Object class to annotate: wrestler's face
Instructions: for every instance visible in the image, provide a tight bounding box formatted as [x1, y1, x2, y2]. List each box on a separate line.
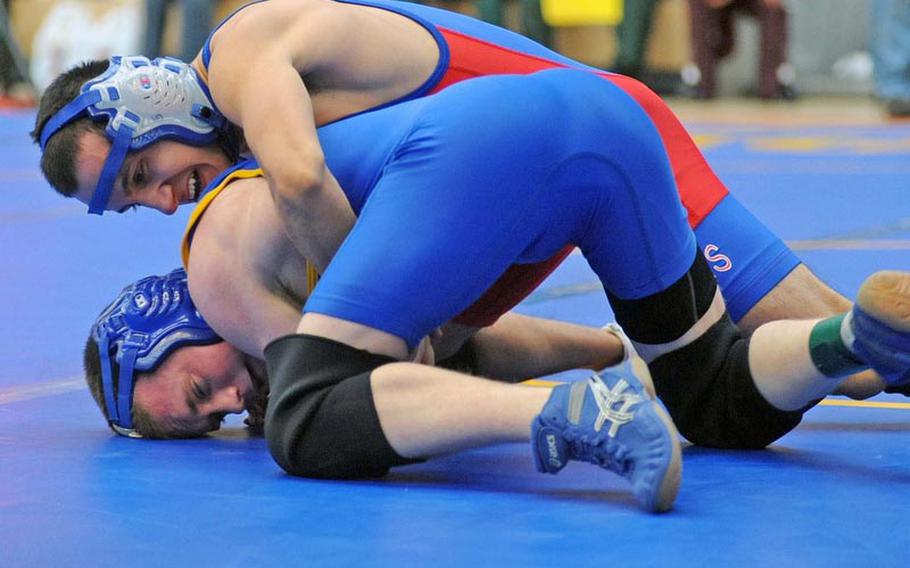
[74, 130, 232, 215]
[132, 342, 269, 437]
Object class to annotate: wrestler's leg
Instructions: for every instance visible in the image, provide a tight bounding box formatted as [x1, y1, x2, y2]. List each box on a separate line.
[371, 362, 551, 456]
[540, 70, 889, 447]
[739, 265, 851, 330]
[738, 264, 884, 399]
[602, 74, 851, 322]
[290, 72, 641, 458]
[739, 264, 886, 399]
[601, 74, 886, 399]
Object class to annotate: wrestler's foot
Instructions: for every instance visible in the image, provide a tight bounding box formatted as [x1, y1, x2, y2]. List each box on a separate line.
[531, 370, 682, 513]
[849, 271, 910, 386]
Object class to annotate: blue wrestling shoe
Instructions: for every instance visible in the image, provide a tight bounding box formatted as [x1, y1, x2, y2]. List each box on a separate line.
[531, 366, 682, 513]
[849, 271, 910, 386]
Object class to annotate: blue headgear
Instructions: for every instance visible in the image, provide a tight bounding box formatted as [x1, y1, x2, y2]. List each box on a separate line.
[39, 55, 226, 215]
[91, 268, 221, 437]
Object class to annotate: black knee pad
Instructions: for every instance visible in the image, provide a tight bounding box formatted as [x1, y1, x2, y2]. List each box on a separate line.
[608, 252, 717, 344]
[650, 318, 807, 449]
[264, 334, 418, 479]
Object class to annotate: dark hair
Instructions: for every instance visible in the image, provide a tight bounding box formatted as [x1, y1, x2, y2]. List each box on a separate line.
[83, 336, 203, 439]
[32, 60, 111, 196]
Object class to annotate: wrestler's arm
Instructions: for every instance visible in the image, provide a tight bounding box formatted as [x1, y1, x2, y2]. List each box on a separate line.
[436, 316, 624, 381]
[205, 5, 354, 274]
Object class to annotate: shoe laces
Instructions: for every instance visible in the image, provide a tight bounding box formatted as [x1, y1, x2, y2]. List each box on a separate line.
[589, 375, 643, 437]
[561, 374, 645, 475]
[563, 432, 632, 476]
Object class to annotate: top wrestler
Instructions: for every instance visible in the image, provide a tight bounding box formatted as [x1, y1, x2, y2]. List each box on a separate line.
[33, 0, 877, 347]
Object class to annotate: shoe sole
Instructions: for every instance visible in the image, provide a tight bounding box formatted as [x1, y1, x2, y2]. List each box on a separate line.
[857, 271, 910, 333]
[647, 402, 683, 513]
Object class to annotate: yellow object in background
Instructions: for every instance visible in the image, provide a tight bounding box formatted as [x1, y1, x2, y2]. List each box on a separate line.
[540, 0, 623, 26]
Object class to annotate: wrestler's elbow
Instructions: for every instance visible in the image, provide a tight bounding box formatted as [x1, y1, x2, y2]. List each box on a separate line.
[268, 155, 327, 209]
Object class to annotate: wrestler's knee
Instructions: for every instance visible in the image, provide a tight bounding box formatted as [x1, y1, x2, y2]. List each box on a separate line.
[264, 334, 412, 479]
[651, 322, 805, 449]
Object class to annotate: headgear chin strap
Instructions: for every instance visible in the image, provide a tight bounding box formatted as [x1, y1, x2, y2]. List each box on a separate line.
[91, 268, 221, 437]
[39, 55, 226, 215]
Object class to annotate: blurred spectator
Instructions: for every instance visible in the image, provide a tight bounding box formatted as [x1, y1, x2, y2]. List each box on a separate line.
[611, 0, 681, 94]
[144, 0, 216, 62]
[871, 0, 910, 117]
[685, 0, 795, 99]
[475, 0, 552, 47]
[0, 0, 35, 107]
[612, 0, 661, 80]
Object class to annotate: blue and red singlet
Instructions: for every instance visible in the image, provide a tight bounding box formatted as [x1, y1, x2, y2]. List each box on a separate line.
[187, 70, 703, 347]
[196, 0, 798, 325]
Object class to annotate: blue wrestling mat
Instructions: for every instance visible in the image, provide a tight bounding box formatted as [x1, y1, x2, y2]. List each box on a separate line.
[2, 103, 909, 566]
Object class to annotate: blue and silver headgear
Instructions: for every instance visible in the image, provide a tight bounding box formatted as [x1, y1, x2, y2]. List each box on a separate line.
[39, 55, 226, 215]
[91, 268, 220, 437]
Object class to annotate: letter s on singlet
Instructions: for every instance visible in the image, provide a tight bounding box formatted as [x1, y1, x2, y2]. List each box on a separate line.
[704, 244, 732, 273]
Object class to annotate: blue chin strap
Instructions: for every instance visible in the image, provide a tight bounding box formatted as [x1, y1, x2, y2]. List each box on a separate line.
[91, 268, 221, 437]
[39, 55, 226, 215]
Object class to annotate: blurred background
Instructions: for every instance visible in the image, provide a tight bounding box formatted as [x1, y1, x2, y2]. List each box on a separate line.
[1, 0, 908, 116]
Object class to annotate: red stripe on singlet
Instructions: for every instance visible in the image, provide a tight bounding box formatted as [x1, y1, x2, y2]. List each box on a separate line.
[433, 28, 730, 326]
[432, 28, 729, 226]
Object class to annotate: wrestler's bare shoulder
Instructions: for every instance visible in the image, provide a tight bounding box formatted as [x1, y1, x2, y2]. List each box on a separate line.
[210, 0, 437, 73]
[187, 177, 311, 355]
[207, 0, 439, 122]
[191, 177, 308, 298]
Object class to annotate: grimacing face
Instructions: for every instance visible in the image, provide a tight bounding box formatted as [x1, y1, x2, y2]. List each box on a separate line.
[132, 342, 269, 436]
[74, 130, 232, 214]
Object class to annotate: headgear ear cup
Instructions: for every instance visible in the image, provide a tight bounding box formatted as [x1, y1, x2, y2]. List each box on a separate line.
[39, 56, 226, 214]
[91, 268, 221, 434]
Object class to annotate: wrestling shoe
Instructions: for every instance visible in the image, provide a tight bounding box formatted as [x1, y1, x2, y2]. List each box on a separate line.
[531, 370, 682, 513]
[848, 271, 910, 386]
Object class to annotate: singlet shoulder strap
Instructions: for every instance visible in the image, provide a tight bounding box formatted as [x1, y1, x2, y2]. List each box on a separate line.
[180, 157, 322, 295]
[181, 158, 264, 268]
[201, 0, 270, 72]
